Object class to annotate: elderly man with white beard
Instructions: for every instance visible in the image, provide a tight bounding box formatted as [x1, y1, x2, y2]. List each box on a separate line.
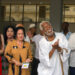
[37, 21, 71, 75]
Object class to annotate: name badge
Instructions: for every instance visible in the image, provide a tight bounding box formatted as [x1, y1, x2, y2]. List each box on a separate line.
[21, 63, 29, 69]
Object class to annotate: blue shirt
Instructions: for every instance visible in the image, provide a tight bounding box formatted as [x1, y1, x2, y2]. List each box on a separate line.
[62, 32, 71, 40]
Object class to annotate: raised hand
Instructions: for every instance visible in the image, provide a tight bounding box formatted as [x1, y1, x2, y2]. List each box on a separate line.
[52, 39, 62, 52]
[52, 39, 59, 50]
[27, 31, 33, 38]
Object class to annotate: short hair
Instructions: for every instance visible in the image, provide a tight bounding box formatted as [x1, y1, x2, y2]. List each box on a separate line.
[15, 27, 26, 38]
[39, 21, 51, 30]
[62, 22, 69, 27]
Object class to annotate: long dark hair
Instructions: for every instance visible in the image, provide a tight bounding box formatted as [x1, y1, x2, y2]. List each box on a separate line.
[4, 25, 15, 45]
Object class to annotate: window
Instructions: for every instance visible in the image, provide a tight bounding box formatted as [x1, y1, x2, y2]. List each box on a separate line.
[63, 5, 75, 23]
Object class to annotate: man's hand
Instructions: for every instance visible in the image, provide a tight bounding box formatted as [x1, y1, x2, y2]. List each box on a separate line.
[27, 31, 33, 38]
[49, 48, 55, 58]
[52, 39, 62, 52]
[52, 40, 59, 49]
[49, 39, 62, 58]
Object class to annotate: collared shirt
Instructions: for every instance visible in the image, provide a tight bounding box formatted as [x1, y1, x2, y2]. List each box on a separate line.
[24, 34, 30, 43]
[62, 32, 71, 40]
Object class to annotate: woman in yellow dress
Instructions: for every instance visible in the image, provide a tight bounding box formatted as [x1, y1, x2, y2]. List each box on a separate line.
[4, 27, 33, 75]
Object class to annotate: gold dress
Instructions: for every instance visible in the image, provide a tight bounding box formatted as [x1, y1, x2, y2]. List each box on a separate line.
[4, 40, 33, 75]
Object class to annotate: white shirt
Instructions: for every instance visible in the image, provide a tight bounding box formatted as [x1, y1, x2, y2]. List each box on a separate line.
[32, 34, 43, 59]
[69, 33, 75, 67]
[24, 34, 30, 43]
[38, 32, 70, 75]
[62, 32, 71, 40]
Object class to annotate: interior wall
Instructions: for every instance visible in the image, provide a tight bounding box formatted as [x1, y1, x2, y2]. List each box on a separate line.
[69, 23, 75, 33]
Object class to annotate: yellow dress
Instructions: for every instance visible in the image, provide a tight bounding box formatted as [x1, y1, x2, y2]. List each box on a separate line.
[4, 40, 33, 75]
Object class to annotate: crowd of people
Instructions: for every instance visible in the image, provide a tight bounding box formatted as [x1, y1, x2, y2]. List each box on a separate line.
[0, 21, 75, 75]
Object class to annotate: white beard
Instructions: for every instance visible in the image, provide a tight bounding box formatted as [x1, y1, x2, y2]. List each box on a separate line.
[45, 30, 54, 36]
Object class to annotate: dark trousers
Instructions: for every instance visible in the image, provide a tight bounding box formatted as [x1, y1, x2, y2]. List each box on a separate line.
[69, 67, 75, 75]
[31, 58, 40, 75]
